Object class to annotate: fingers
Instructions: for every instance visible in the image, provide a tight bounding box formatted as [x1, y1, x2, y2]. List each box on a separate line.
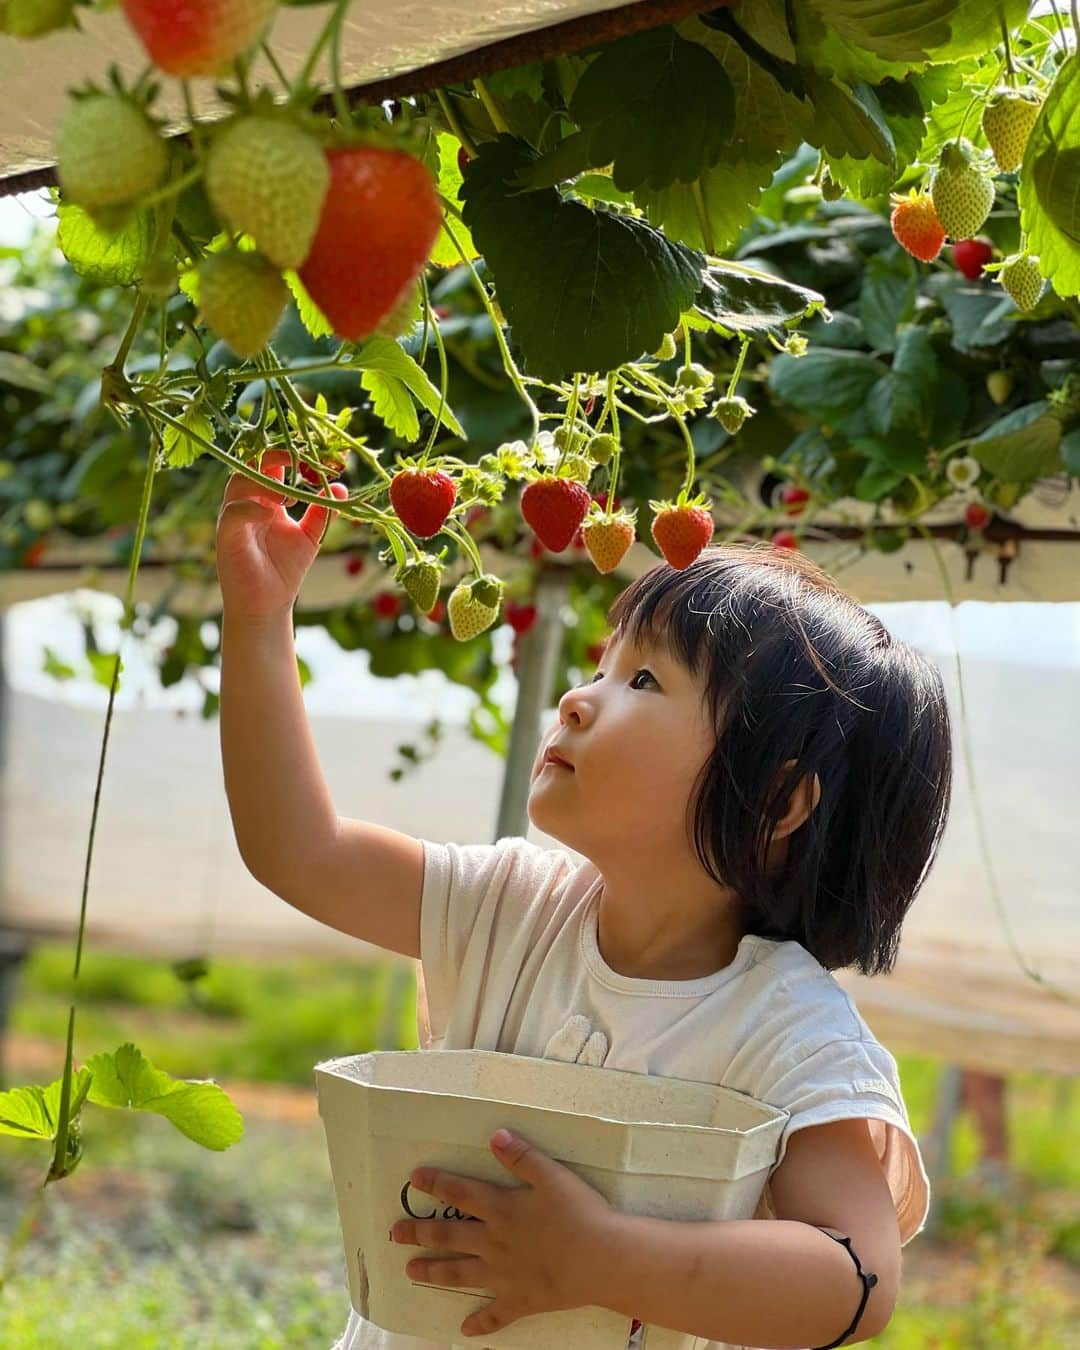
[393, 1216, 486, 1255]
[222, 449, 298, 510]
[299, 480, 349, 548]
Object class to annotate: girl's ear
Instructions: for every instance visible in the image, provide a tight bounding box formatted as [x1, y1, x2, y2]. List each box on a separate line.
[772, 761, 822, 841]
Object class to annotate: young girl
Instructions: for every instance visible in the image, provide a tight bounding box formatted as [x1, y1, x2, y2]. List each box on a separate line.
[216, 453, 952, 1350]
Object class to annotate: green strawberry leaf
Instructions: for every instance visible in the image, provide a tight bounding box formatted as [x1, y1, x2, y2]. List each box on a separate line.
[637, 21, 812, 253]
[859, 251, 918, 351]
[162, 408, 216, 469]
[685, 261, 827, 339]
[461, 135, 706, 381]
[970, 402, 1063, 480]
[56, 200, 162, 287]
[0, 1069, 92, 1140]
[800, 0, 1030, 65]
[824, 79, 926, 199]
[84, 1043, 243, 1151]
[568, 26, 735, 192]
[1019, 53, 1080, 301]
[806, 74, 895, 165]
[769, 349, 889, 419]
[430, 132, 480, 268]
[283, 269, 335, 341]
[357, 336, 465, 442]
[867, 326, 937, 437]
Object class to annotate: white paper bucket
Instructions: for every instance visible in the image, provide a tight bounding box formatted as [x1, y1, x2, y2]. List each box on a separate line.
[315, 1049, 789, 1350]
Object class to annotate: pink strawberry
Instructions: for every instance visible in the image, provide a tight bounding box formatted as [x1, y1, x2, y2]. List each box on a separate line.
[520, 476, 592, 553]
[388, 466, 457, 538]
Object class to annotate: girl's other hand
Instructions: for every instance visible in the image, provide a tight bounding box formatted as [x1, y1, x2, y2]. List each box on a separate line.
[216, 449, 348, 621]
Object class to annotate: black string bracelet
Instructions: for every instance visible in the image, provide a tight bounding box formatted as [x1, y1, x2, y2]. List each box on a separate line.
[808, 1228, 880, 1350]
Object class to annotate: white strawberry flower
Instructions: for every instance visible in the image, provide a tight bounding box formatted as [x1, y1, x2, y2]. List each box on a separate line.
[946, 455, 980, 490]
[534, 430, 559, 466]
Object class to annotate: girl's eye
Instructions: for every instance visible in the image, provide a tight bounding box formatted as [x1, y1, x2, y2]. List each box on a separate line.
[590, 668, 656, 689]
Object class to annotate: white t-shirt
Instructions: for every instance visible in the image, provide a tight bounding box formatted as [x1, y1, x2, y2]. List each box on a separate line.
[333, 836, 930, 1350]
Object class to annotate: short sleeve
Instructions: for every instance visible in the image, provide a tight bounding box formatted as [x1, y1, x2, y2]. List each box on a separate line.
[761, 1036, 930, 1246]
[415, 835, 576, 1051]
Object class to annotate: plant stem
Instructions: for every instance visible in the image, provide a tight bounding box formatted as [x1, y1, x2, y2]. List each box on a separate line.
[135, 163, 204, 212]
[473, 77, 510, 134]
[288, 0, 351, 109]
[110, 292, 152, 373]
[726, 337, 751, 398]
[434, 89, 479, 159]
[328, 0, 352, 126]
[259, 40, 293, 97]
[420, 279, 450, 466]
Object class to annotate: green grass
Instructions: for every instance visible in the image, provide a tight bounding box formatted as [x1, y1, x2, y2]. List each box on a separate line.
[6, 943, 421, 1085]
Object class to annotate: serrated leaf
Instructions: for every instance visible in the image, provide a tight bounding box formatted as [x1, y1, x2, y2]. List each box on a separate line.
[568, 26, 734, 191]
[84, 1043, 243, 1151]
[932, 278, 1016, 352]
[357, 336, 465, 442]
[825, 80, 925, 199]
[805, 73, 895, 165]
[970, 402, 1063, 480]
[163, 409, 215, 469]
[770, 349, 888, 418]
[801, 0, 1029, 65]
[284, 269, 335, 340]
[1019, 53, 1080, 301]
[686, 261, 827, 338]
[430, 132, 480, 268]
[859, 251, 918, 350]
[461, 135, 706, 381]
[867, 326, 937, 436]
[56, 200, 161, 286]
[0, 1069, 92, 1140]
[638, 20, 812, 253]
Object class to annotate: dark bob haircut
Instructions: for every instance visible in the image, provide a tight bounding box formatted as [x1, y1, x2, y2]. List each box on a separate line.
[605, 542, 953, 976]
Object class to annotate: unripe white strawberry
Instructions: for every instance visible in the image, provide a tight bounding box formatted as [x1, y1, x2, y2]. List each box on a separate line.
[931, 139, 995, 241]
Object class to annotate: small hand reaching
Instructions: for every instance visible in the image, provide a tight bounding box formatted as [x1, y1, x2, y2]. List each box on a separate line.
[216, 449, 349, 621]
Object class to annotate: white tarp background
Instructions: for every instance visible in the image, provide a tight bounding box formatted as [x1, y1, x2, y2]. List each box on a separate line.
[1, 589, 1077, 1076]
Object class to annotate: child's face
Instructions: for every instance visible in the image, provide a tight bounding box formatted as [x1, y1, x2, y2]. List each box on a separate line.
[527, 625, 715, 866]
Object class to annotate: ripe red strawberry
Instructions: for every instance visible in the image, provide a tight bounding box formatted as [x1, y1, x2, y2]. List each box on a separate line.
[772, 530, 799, 550]
[889, 192, 946, 262]
[388, 466, 457, 538]
[426, 599, 446, 623]
[121, 0, 276, 78]
[20, 539, 47, 567]
[372, 591, 403, 619]
[951, 238, 993, 281]
[344, 552, 365, 576]
[505, 600, 538, 635]
[649, 499, 714, 570]
[780, 485, 811, 517]
[964, 502, 991, 531]
[520, 477, 592, 553]
[298, 145, 442, 342]
[931, 139, 995, 241]
[586, 642, 607, 665]
[981, 89, 1042, 173]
